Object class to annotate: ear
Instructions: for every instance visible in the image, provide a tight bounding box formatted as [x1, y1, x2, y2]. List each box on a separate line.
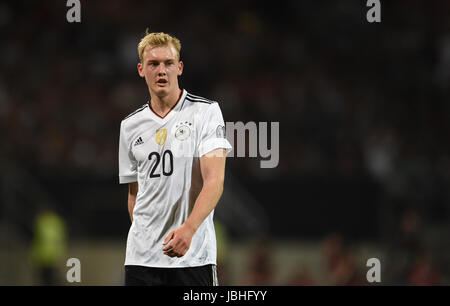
[137, 62, 145, 78]
[177, 61, 184, 76]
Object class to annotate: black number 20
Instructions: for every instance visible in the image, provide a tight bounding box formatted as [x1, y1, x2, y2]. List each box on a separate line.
[148, 150, 173, 178]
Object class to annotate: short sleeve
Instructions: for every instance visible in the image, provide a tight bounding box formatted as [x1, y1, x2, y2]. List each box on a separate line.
[197, 103, 232, 157]
[118, 121, 138, 184]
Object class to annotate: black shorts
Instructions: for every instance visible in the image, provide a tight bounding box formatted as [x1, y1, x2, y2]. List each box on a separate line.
[124, 264, 218, 286]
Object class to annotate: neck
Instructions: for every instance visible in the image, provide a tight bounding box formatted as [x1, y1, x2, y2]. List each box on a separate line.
[150, 88, 182, 117]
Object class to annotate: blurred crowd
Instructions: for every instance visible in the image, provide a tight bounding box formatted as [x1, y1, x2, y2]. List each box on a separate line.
[229, 215, 446, 286]
[1, 1, 450, 285]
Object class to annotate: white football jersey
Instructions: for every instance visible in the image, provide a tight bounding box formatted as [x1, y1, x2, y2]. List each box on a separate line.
[118, 89, 232, 268]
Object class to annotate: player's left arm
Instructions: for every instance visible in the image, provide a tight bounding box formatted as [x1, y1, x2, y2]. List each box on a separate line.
[162, 148, 226, 258]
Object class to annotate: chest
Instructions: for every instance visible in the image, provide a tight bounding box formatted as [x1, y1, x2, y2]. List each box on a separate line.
[131, 116, 200, 162]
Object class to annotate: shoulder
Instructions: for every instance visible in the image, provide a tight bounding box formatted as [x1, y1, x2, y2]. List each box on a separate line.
[184, 92, 217, 106]
[183, 92, 223, 115]
[121, 103, 148, 123]
[120, 103, 149, 139]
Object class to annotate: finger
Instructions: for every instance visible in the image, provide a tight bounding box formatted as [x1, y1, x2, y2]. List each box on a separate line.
[164, 250, 177, 257]
[164, 245, 183, 257]
[164, 247, 185, 258]
[162, 243, 174, 252]
[163, 238, 178, 252]
[163, 231, 174, 245]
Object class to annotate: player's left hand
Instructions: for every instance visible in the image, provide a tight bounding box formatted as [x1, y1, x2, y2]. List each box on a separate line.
[162, 224, 195, 258]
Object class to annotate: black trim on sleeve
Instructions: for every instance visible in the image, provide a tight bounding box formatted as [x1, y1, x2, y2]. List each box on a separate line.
[123, 104, 149, 120]
[186, 93, 214, 104]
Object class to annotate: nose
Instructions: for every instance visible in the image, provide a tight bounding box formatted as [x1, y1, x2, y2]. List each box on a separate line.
[157, 63, 167, 76]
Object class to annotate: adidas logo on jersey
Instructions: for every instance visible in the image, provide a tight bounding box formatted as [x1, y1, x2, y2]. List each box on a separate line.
[134, 137, 144, 146]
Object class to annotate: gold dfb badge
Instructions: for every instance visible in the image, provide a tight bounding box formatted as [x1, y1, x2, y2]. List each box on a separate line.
[155, 129, 167, 146]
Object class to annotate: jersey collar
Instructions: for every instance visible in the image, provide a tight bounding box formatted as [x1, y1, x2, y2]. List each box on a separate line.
[146, 89, 187, 124]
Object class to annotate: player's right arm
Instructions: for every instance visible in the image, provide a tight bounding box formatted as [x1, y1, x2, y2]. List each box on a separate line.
[119, 120, 138, 221]
[128, 182, 138, 222]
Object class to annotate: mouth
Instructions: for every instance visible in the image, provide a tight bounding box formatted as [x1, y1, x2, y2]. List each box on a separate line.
[156, 79, 168, 86]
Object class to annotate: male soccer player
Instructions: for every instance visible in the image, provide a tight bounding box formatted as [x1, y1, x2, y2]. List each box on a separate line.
[118, 30, 231, 286]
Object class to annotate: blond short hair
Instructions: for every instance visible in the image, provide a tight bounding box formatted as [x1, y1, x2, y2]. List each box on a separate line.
[137, 29, 181, 62]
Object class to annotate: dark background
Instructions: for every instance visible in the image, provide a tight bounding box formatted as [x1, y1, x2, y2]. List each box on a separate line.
[1, 0, 449, 285]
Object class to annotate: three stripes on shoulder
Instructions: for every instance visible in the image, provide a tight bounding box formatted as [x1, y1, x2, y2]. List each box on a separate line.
[185, 93, 214, 104]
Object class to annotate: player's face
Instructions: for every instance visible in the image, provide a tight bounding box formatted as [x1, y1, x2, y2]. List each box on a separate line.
[138, 44, 183, 98]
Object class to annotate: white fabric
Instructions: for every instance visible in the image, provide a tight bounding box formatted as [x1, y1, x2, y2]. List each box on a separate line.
[118, 89, 231, 267]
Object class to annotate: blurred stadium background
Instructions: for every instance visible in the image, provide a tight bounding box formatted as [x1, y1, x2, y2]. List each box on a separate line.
[1, 0, 450, 285]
